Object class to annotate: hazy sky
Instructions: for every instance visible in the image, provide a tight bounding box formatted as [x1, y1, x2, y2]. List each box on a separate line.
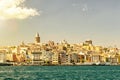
[0, 0, 120, 47]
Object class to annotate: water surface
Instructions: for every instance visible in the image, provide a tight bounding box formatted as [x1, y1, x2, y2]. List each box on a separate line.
[0, 66, 120, 80]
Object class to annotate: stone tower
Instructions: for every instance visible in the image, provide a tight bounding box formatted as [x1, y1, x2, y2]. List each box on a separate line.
[35, 32, 40, 43]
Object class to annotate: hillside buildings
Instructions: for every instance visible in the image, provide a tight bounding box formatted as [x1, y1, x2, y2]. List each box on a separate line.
[0, 33, 120, 66]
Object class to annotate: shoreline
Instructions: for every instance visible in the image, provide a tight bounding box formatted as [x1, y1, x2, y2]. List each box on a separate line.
[12, 64, 120, 66]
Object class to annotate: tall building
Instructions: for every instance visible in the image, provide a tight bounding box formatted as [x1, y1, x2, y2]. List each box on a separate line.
[35, 33, 40, 43]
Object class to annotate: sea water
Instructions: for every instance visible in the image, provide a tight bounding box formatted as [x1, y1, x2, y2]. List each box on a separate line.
[0, 66, 120, 80]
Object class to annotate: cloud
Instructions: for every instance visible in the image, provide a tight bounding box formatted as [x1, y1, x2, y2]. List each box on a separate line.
[72, 3, 88, 12]
[82, 4, 88, 12]
[0, 0, 39, 20]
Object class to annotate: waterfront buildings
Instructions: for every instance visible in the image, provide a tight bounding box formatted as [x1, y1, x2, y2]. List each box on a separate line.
[31, 52, 43, 65]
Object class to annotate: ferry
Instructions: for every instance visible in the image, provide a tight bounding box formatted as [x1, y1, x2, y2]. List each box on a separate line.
[92, 62, 106, 66]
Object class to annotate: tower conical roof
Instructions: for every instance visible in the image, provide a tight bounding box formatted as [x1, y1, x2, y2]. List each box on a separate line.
[36, 32, 39, 37]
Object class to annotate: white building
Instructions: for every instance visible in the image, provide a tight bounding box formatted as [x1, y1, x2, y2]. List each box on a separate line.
[52, 53, 59, 64]
[0, 52, 6, 63]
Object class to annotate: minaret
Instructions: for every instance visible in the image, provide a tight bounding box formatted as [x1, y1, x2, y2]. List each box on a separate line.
[35, 32, 40, 43]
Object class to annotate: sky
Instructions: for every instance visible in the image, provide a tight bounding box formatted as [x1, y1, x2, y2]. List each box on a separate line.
[0, 0, 120, 47]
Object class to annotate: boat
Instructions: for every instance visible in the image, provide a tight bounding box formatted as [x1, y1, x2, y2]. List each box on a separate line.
[92, 62, 106, 66]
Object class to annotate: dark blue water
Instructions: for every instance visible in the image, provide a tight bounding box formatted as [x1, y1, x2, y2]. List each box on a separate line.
[0, 66, 120, 80]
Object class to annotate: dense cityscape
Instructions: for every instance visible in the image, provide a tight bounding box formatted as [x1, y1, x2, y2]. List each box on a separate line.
[0, 33, 120, 66]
